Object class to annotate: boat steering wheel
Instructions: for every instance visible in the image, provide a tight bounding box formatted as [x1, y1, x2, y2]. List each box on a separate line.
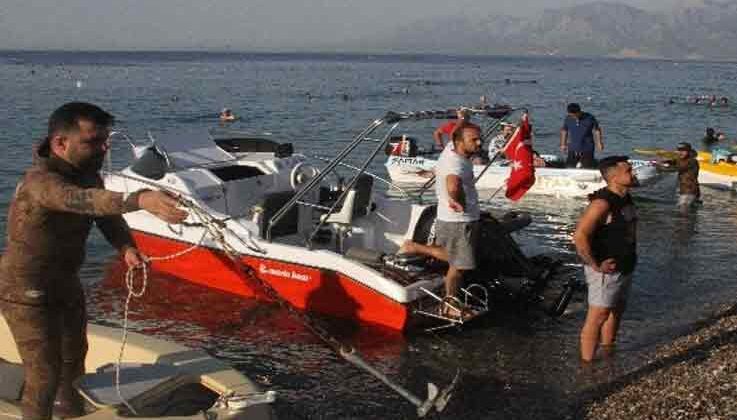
[290, 162, 319, 190]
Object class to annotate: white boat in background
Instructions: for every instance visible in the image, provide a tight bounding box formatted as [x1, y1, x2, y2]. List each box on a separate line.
[102, 107, 578, 333]
[386, 153, 660, 198]
[0, 315, 275, 420]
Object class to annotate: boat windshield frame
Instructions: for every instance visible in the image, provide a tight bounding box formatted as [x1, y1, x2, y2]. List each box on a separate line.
[265, 105, 519, 245]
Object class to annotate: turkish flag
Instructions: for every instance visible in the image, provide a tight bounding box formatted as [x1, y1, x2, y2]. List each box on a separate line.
[503, 113, 535, 201]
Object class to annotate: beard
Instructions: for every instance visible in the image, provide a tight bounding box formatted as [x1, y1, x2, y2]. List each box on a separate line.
[79, 153, 106, 173]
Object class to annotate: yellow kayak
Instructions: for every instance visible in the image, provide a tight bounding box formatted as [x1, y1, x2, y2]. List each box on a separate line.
[697, 151, 737, 189]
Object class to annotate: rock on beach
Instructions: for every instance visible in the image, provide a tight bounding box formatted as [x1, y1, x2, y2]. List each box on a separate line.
[581, 303, 737, 420]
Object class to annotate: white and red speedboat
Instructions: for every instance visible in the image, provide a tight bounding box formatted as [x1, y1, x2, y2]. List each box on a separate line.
[105, 108, 575, 332]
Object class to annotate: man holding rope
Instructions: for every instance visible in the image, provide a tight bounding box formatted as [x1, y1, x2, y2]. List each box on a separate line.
[0, 102, 187, 420]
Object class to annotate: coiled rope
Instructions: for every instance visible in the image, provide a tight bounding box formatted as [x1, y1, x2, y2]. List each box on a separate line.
[115, 226, 208, 414]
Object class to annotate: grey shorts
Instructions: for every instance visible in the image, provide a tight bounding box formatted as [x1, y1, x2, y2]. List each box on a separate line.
[435, 220, 479, 270]
[584, 265, 633, 308]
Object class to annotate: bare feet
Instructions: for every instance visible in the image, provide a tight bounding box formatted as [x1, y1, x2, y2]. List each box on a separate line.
[439, 296, 472, 321]
[398, 240, 416, 255]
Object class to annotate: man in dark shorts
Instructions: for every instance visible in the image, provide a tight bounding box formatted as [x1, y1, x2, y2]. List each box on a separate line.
[0, 102, 188, 420]
[560, 103, 604, 168]
[573, 156, 637, 362]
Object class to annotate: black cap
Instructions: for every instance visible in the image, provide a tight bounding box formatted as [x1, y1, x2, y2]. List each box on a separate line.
[676, 142, 693, 151]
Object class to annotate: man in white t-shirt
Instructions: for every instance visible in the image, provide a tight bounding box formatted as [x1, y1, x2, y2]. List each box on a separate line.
[399, 123, 482, 316]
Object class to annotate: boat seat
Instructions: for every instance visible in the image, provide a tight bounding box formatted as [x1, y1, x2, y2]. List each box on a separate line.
[252, 190, 299, 239]
[321, 174, 373, 226]
[75, 363, 183, 409]
[0, 360, 24, 401]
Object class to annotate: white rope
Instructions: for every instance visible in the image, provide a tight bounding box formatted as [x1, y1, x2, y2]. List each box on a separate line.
[114, 227, 207, 415]
[113, 192, 266, 414]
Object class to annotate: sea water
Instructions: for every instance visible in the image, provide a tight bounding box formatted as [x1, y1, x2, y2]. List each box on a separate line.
[1, 51, 736, 419]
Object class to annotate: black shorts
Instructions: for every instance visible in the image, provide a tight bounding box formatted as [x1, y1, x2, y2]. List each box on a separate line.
[566, 150, 595, 168]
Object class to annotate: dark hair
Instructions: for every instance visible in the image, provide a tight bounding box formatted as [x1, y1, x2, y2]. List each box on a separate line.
[47, 102, 114, 138]
[676, 142, 693, 151]
[598, 155, 629, 179]
[567, 103, 581, 114]
[706, 127, 715, 135]
[451, 122, 481, 143]
[37, 102, 113, 157]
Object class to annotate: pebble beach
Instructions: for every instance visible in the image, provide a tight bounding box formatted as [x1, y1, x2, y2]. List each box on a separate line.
[578, 302, 737, 420]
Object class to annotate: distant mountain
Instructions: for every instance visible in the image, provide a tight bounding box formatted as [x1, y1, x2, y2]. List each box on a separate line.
[355, 1, 737, 60]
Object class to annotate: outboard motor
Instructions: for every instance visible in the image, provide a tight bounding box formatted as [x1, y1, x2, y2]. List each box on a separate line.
[385, 135, 419, 157]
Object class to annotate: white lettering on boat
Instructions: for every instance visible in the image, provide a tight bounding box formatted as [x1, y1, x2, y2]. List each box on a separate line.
[389, 157, 425, 166]
[259, 263, 311, 282]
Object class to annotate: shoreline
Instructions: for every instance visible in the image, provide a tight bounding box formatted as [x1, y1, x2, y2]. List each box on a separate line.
[576, 302, 737, 419]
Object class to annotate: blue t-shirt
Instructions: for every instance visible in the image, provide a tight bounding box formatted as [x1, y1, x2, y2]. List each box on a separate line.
[562, 112, 599, 153]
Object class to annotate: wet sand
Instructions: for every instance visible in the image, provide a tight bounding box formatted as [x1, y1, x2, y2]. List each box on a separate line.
[576, 302, 737, 419]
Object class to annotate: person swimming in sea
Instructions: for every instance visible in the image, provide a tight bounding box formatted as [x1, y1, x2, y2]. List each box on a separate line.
[219, 108, 237, 122]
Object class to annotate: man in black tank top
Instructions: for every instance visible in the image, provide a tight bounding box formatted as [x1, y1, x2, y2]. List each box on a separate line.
[573, 156, 638, 363]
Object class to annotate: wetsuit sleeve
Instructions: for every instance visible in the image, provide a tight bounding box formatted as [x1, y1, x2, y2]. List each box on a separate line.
[96, 215, 135, 252]
[24, 170, 141, 216]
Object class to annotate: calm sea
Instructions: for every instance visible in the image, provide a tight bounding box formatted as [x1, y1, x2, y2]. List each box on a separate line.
[1, 51, 736, 419]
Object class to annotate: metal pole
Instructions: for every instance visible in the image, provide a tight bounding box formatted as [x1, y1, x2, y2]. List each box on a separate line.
[266, 119, 384, 241]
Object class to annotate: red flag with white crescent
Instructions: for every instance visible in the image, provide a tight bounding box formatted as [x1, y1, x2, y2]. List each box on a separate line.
[503, 113, 535, 201]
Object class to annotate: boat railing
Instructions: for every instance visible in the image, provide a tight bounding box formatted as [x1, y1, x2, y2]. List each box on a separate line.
[308, 154, 411, 199]
[413, 107, 526, 202]
[265, 105, 516, 245]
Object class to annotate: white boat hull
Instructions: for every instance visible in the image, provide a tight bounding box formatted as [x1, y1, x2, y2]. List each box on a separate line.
[385, 156, 660, 198]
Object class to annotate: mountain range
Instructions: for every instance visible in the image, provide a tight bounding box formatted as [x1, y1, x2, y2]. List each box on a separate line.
[351, 0, 737, 60]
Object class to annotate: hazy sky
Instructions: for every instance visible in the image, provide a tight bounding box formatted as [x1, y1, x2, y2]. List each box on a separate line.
[1, 0, 687, 51]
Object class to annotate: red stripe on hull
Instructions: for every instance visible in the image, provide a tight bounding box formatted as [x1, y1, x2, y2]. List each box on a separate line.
[130, 231, 409, 330]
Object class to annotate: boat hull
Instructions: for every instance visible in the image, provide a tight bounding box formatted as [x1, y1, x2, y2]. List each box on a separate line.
[0, 315, 274, 420]
[130, 231, 411, 331]
[386, 157, 659, 198]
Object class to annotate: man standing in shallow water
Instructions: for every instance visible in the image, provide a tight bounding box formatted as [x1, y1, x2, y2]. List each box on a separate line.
[0, 102, 188, 420]
[560, 103, 604, 168]
[574, 156, 638, 362]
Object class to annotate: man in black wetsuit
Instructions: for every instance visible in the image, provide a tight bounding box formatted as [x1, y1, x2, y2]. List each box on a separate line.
[573, 156, 638, 363]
